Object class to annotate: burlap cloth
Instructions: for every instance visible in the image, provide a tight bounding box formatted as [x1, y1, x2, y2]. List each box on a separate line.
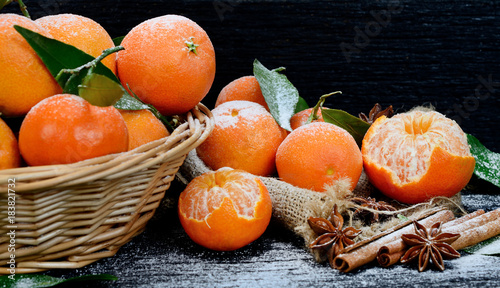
[177, 150, 464, 263]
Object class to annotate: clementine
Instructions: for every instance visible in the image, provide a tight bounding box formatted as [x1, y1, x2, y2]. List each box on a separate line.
[178, 167, 272, 251]
[290, 107, 326, 130]
[276, 122, 363, 192]
[0, 13, 62, 117]
[215, 76, 269, 110]
[119, 109, 170, 151]
[362, 109, 475, 204]
[117, 14, 216, 116]
[0, 117, 20, 170]
[35, 13, 117, 74]
[196, 100, 287, 176]
[19, 94, 128, 166]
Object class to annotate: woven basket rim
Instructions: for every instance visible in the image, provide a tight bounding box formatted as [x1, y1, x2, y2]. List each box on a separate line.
[0, 103, 214, 193]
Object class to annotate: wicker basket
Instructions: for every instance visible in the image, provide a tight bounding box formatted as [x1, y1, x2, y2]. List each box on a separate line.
[0, 103, 214, 274]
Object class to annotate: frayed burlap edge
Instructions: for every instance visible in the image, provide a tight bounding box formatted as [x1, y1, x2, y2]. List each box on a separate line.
[178, 150, 465, 264]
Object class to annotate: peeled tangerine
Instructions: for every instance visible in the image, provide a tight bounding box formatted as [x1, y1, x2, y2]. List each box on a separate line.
[178, 168, 272, 251]
[362, 109, 475, 204]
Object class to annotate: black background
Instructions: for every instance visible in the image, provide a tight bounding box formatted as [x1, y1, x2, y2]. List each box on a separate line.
[2, 1, 500, 287]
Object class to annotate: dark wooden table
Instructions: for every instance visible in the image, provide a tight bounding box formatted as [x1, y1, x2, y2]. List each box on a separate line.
[3, 1, 500, 287]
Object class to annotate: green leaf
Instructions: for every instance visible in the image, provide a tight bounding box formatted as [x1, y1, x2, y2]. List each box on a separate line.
[0, 273, 117, 288]
[113, 36, 125, 46]
[14, 25, 119, 95]
[464, 235, 500, 256]
[253, 59, 299, 131]
[294, 96, 309, 114]
[467, 134, 500, 188]
[114, 93, 150, 111]
[78, 73, 124, 107]
[321, 108, 370, 146]
[0, 0, 12, 10]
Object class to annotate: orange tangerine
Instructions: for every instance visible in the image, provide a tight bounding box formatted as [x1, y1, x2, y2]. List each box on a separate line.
[0, 13, 62, 117]
[196, 100, 287, 176]
[215, 76, 269, 111]
[178, 168, 272, 251]
[19, 94, 128, 166]
[276, 122, 363, 192]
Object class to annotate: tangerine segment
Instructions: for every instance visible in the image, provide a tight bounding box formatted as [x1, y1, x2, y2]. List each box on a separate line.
[362, 110, 475, 204]
[178, 168, 272, 251]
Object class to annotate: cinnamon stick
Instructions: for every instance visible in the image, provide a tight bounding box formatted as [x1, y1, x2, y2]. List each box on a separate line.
[444, 208, 498, 235]
[451, 208, 500, 250]
[377, 209, 486, 267]
[441, 209, 485, 229]
[333, 209, 455, 272]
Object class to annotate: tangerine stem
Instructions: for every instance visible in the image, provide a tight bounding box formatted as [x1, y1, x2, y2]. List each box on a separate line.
[306, 91, 342, 125]
[15, 0, 30, 19]
[55, 46, 124, 82]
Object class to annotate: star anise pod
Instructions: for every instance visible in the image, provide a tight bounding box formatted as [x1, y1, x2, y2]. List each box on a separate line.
[359, 103, 394, 124]
[308, 205, 361, 268]
[350, 196, 397, 224]
[400, 221, 461, 272]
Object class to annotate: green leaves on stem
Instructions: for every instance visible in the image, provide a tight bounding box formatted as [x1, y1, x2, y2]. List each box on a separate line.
[14, 25, 176, 128]
[322, 109, 370, 147]
[252, 59, 370, 144]
[0, 0, 30, 18]
[14, 25, 121, 97]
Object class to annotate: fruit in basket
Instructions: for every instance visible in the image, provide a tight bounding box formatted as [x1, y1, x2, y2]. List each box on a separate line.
[0, 13, 62, 117]
[178, 167, 272, 251]
[119, 109, 169, 150]
[289, 107, 326, 130]
[35, 13, 117, 74]
[0, 117, 20, 170]
[276, 122, 363, 192]
[117, 14, 216, 116]
[215, 76, 269, 111]
[196, 100, 287, 176]
[362, 109, 475, 204]
[18, 94, 128, 166]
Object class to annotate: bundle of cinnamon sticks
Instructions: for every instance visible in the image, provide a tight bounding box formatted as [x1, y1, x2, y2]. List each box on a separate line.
[332, 207, 500, 272]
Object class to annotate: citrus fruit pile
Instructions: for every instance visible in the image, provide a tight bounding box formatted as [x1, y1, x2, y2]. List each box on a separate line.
[0, 12, 214, 167]
[1, 8, 477, 254]
[193, 70, 475, 250]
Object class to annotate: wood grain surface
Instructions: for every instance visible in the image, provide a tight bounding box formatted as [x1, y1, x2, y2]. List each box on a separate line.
[2, 1, 500, 287]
